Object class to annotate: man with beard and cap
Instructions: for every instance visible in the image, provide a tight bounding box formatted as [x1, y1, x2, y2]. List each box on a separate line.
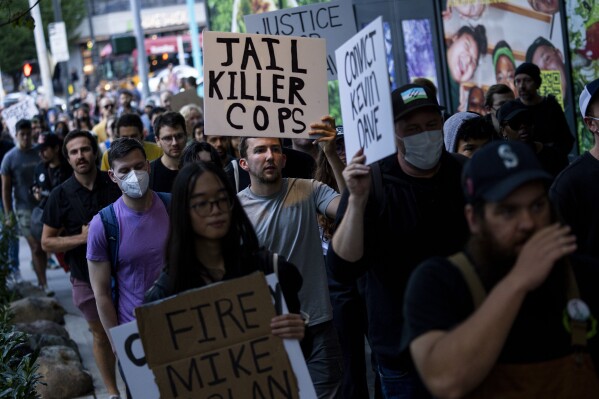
[402, 140, 599, 398]
[41, 130, 122, 398]
[328, 84, 469, 398]
[514, 62, 574, 156]
[497, 100, 568, 177]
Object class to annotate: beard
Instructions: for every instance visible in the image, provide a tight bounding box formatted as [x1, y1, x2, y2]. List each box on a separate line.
[249, 162, 281, 184]
[467, 224, 529, 288]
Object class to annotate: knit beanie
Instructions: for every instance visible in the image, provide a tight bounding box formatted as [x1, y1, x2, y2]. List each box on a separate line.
[443, 112, 480, 152]
[514, 62, 542, 86]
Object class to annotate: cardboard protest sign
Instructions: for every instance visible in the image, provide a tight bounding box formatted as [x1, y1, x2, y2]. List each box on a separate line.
[244, 0, 357, 81]
[135, 272, 300, 399]
[203, 30, 328, 139]
[335, 16, 396, 165]
[170, 89, 204, 112]
[1, 96, 38, 138]
[113, 272, 316, 399]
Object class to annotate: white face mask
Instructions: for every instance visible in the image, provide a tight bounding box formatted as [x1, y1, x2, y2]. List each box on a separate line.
[401, 129, 444, 170]
[113, 169, 149, 198]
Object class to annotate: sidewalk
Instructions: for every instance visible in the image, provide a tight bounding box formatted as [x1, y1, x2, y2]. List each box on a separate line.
[17, 237, 126, 399]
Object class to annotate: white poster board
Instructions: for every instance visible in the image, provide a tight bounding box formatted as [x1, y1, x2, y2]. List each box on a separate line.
[335, 16, 396, 165]
[110, 322, 160, 399]
[244, 0, 357, 81]
[48, 22, 70, 63]
[1, 96, 38, 138]
[203, 30, 328, 139]
[111, 273, 316, 399]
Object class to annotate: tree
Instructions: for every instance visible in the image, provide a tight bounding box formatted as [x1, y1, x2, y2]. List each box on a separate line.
[0, 0, 86, 85]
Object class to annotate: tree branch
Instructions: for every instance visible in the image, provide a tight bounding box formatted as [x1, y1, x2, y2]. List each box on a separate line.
[0, 0, 42, 29]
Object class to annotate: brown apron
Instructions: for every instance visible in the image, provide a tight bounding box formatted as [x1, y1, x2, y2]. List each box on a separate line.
[449, 252, 599, 399]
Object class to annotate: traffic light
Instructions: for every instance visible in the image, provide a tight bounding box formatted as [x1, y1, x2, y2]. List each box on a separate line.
[23, 62, 32, 77]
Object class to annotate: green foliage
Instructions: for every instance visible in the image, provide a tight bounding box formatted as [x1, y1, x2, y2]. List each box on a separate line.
[0, 0, 86, 76]
[207, 0, 234, 32]
[0, 212, 42, 399]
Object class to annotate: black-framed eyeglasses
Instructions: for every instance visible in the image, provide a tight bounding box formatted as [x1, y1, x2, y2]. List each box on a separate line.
[190, 196, 232, 216]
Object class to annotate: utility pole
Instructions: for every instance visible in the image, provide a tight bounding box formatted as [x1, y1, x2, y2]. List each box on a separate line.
[130, 0, 150, 100]
[186, 0, 203, 97]
[29, 0, 55, 107]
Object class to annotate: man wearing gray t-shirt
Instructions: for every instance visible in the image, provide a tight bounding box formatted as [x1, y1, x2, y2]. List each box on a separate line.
[1, 119, 49, 292]
[238, 117, 346, 399]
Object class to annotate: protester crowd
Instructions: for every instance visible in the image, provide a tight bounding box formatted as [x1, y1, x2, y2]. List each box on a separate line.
[1, 60, 599, 399]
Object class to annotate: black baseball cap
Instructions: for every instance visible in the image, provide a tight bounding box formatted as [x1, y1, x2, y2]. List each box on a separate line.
[39, 132, 61, 149]
[462, 140, 551, 204]
[392, 84, 441, 121]
[496, 100, 531, 125]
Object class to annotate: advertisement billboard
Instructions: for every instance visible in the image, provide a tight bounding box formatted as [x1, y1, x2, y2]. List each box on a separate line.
[442, 0, 569, 118]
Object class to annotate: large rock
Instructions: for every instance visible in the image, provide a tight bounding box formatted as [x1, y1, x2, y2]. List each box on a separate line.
[14, 320, 69, 338]
[9, 297, 65, 325]
[9, 281, 47, 299]
[14, 320, 78, 355]
[36, 346, 93, 399]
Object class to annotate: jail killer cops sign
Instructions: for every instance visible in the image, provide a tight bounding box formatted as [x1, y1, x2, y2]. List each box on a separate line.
[243, 0, 357, 81]
[335, 17, 396, 165]
[203, 30, 328, 139]
[134, 272, 300, 399]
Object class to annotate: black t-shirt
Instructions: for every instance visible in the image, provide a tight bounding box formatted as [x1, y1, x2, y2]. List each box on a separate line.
[150, 158, 178, 193]
[536, 143, 568, 178]
[42, 172, 121, 282]
[327, 152, 469, 368]
[550, 152, 599, 258]
[33, 161, 73, 207]
[519, 96, 574, 156]
[401, 254, 599, 366]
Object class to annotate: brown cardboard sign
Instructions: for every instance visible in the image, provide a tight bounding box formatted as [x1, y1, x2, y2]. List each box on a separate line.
[135, 272, 298, 398]
[171, 89, 204, 113]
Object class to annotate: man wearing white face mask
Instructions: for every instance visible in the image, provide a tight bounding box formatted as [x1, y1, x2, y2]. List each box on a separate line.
[86, 138, 169, 354]
[327, 84, 469, 398]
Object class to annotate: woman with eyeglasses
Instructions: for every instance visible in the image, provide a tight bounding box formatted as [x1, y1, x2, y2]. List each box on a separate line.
[144, 161, 305, 340]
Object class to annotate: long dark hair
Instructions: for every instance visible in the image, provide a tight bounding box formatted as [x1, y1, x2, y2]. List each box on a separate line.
[165, 161, 260, 293]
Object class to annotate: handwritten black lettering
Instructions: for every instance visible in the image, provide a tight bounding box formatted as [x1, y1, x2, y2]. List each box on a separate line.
[241, 38, 262, 70]
[191, 302, 217, 344]
[124, 333, 146, 367]
[215, 298, 246, 338]
[165, 309, 193, 351]
[261, 38, 284, 71]
[227, 103, 245, 130]
[208, 71, 225, 99]
[216, 38, 240, 67]
[250, 336, 273, 373]
[344, 29, 377, 87]
[254, 106, 269, 131]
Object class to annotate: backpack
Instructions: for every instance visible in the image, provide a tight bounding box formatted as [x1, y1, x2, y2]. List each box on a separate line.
[99, 192, 171, 306]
